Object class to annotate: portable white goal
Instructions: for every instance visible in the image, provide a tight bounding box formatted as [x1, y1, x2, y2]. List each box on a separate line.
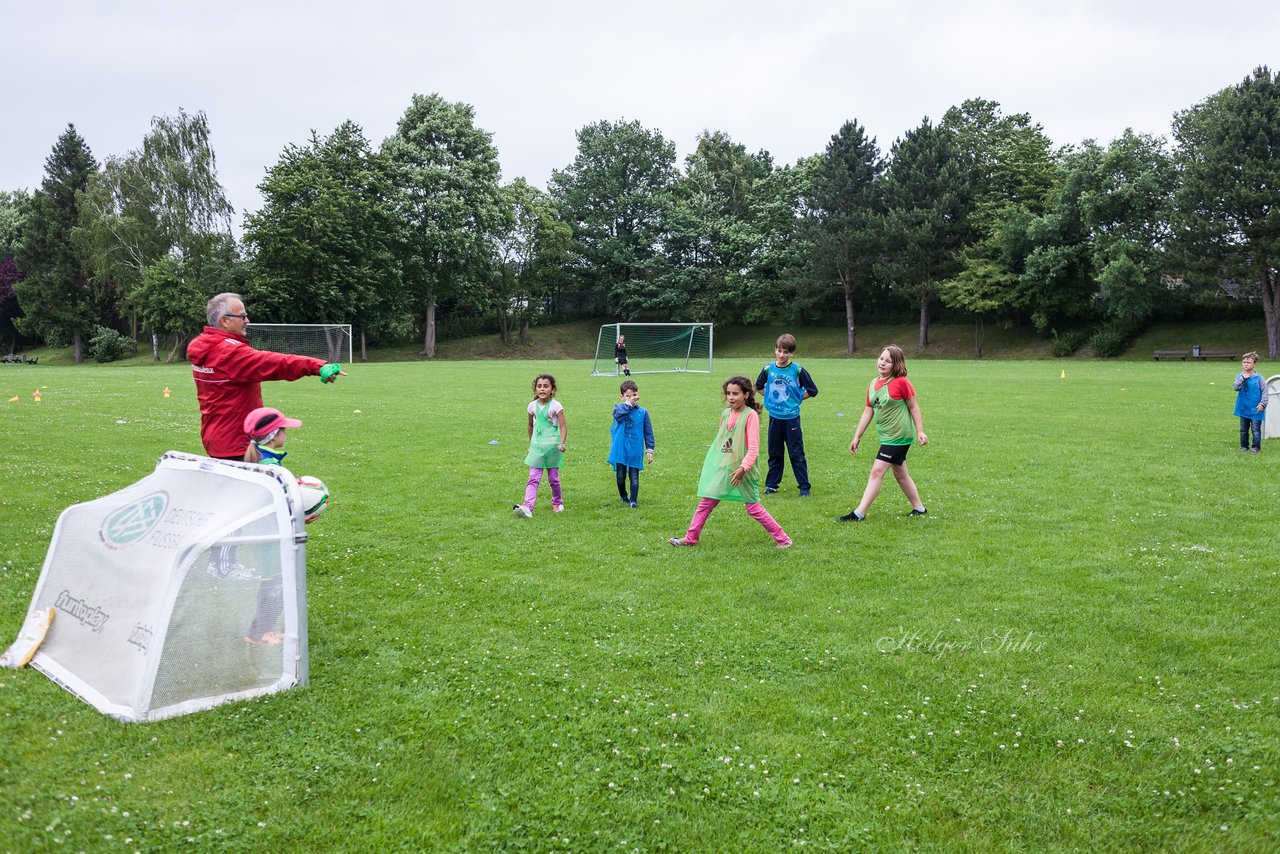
[248, 323, 352, 363]
[17, 452, 311, 722]
[592, 323, 713, 375]
[1266, 375, 1280, 440]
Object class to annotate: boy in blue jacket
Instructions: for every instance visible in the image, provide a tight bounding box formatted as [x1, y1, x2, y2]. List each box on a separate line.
[607, 380, 655, 508]
[755, 333, 819, 495]
[1233, 351, 1267, 452]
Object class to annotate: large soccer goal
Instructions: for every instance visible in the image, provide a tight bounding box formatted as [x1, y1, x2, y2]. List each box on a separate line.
[247, 323, 352, 363]
[592, 323, 713, 375]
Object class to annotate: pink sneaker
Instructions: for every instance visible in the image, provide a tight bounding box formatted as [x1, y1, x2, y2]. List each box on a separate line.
[553, 504, 564, 513]
[669, 537, 695, 547]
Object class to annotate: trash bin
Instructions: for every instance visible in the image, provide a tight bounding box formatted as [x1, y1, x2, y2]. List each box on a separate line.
[1192, 345, 1201, 358]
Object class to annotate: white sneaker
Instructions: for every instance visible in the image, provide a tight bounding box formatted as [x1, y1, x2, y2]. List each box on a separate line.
[553, 504, 564, 513]
[208, 560, 259, 580]
[512, 504, 532, 518]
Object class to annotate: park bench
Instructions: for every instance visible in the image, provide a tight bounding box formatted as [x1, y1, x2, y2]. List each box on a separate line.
[1195, 350, 1236, 361]
[3, 354, 37, 364]
[1153, 349, 1188, 361]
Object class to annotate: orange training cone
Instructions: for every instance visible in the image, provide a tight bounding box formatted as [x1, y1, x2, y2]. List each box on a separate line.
[33, 390, 41, 402]
[7, 396, 17, 403]
[164, 387, 171, 398]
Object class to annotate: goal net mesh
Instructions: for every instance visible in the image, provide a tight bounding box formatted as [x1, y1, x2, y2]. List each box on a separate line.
[21, 452, 310, 722]
[592, 323, 713, 375]
[247, 324, 352, 363]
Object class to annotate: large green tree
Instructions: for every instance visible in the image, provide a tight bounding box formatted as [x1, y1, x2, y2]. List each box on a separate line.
[1174, 66, 1280, 354]
[881, 117, 974, 348]
[938, 100, 1062, 352]
[666, 131, 772, 322]
[13, 125, 99, 362]
[382, 94, 506, 358]
[0, 191, 30, 353]
[806, 120, 885, 354]
[1077, 131, 1177, 325]
[743, 156, 818, 325]
[130, 255, 209, 361]
[1015, 164, 1099, 335]
[550, 120, 678, 318]
[78, 109, 235, 351]
[491, 178, 571, 344]
[245, 120, 403, 360]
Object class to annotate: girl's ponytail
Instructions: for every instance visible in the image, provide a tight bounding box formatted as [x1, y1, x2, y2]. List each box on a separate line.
[244, 441, 262, 464]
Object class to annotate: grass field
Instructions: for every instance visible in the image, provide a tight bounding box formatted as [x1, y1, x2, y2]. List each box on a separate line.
[1, 357, 1278, 851]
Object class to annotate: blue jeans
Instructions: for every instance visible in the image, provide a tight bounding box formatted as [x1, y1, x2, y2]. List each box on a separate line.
[766, 416, 810, 491]
[1240, 417, 1263, 450]
[615, 463, 640, 503]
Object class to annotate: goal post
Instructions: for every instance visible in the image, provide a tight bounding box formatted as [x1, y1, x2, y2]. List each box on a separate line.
[247, 324, 353, 364]
[592, 323, 713, 376]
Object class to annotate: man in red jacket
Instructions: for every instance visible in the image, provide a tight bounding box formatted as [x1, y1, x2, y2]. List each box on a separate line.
[189, 293, 344, 460]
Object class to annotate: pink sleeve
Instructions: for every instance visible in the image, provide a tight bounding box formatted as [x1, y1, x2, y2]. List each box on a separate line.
[742, 410, 760, 469]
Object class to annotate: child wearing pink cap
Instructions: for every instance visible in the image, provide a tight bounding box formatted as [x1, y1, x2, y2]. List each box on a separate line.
[238, 406, 305, 647]
[243, 406, 303, 466]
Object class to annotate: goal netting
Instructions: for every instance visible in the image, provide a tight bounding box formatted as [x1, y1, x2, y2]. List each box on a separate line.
[248, 324, 352, 363]
[592, 323, 713, 375]
[16, 452, 311, 722]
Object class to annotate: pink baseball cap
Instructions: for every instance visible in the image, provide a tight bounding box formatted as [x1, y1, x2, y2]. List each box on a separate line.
[244, 406, 302, 440]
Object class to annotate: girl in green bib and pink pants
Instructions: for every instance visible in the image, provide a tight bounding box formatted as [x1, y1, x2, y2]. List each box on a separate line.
[514, 374, 568, 517]
[670, 376, 791, 548]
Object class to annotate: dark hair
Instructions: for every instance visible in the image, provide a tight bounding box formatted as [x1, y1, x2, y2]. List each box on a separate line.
[775, 333, 797, 353]
[723, 375, 762, 413]
[882, 345, 907, 378]
[620, 379, 638, 394]
[532, 373, 557, 398]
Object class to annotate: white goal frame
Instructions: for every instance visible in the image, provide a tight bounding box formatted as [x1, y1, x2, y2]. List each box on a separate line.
[247, 324, 353, 363]
[592, 323, 713, 376]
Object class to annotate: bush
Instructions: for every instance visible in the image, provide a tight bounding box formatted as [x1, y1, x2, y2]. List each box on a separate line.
[1051, 330, 1089, 357]
[1089, 322, 1142, 358]
[88, 326, 133, 363]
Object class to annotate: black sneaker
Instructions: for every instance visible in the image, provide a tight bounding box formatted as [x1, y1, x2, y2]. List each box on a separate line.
[909, 508, 928, 517]
[763, 487, 778, 494]
[837, 510, 864, 522]
[799, 490, 810, 497]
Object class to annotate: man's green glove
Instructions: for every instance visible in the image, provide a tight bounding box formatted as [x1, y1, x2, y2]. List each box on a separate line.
[320, 363, 342, 383]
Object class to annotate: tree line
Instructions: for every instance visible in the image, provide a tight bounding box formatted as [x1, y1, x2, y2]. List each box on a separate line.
[1, 67, 1277, 363]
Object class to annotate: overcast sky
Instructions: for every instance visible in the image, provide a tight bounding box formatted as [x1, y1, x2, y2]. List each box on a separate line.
[4, 1, 1276, 228]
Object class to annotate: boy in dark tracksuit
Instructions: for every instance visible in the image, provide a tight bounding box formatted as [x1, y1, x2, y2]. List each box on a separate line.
[755, 334, 818, 496]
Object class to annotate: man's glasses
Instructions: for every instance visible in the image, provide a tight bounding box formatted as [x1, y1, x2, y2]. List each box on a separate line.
[225, 313, 248, 319]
